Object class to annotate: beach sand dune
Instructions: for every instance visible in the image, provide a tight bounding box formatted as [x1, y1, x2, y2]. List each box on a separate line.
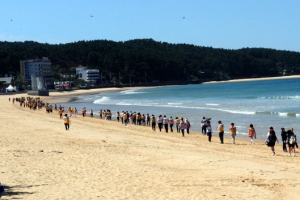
[1, 93, 300, 199]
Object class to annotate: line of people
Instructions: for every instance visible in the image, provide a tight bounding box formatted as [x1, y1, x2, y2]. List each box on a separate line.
[13, 98, 298, 157]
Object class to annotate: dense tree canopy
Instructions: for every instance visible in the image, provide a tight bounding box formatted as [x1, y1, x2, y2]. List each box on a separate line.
[1, 39, 300, 84]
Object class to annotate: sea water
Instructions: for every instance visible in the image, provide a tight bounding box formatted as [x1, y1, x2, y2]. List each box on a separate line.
[59, 78, 300, 140]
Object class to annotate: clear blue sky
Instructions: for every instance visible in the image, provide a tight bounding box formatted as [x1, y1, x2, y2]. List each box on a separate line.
[1, 0, 300, 52]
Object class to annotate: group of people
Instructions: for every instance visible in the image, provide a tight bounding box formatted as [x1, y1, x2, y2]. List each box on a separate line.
[10, 98, 298, 156]
[115, 111, 191, 137]
[200, 117, 298, 156]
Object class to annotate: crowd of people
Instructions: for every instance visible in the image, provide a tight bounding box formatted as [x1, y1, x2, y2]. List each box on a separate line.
[10, 97, 298, 156]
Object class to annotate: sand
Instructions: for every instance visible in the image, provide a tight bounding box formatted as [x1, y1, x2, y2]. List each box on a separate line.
[203, 75, 300, 84]
[1, 82, 300, 199]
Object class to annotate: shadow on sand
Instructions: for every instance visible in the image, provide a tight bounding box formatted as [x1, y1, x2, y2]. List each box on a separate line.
[1, 184, 37, 199]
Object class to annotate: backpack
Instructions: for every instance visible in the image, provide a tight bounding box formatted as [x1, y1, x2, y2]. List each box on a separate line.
[289, 135, 296, 144]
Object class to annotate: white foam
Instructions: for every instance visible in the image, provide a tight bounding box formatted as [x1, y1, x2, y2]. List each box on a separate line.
[278, 112, 288, 116]
[167, 103, 183, 105]
[206, 103, 219, 106]
[120, 90, 145, 95]
[215, 108, 255, 115]
[296, 114, 300, 117]
[93, 96, 110, 104]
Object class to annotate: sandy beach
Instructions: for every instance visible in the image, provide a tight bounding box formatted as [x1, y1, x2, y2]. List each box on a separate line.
[203, 75, 300, 84]
[1, 79, 300, 199]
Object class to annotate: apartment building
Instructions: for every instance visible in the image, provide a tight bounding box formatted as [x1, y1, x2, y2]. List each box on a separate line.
[20, 57, 52, 81]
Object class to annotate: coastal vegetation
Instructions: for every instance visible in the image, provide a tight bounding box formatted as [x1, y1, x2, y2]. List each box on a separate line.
[1, 39, 300, 84]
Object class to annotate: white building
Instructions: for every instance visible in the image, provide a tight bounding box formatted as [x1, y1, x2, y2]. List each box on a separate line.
[76, 66, 99, 83]
[20, 57, 52, 81]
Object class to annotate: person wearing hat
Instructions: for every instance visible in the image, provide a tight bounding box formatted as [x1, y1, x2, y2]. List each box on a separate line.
[217, 121, 224, 144]
[63, 114, 70, 130]
[168, 116, 174, 132]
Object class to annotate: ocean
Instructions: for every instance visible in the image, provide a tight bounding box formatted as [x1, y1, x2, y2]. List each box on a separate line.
[58, 78, 300, 141]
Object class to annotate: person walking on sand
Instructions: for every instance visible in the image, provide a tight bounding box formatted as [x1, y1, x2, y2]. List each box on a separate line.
[287, 129, 297, 156]
[157, 115, 163, 132]
[82, 107, 86, 117]
[206, 121, 212, 142]
[229, 123, 237, 144]
[58, 109, 63, 119]
[248, 124, 256, 144]
[63, 114, 70, 130]
[163, 115, 169, 133]
[281, 128, 288, 152]
[116, 111, 120, 122]
[217, 121, 224, 144]
[90, 109, 94, 117]
[168, 116, 174, 132]
[185, 118, 191, 134]
[146, 114, 150, 126]
[265, 127, 279, 156]
[175, 117, 180, 133]
[201, 117, 207, 135]
[151, 115, 156, 131]
[123, 111, 128, 127]
[179, 117, 186, 137]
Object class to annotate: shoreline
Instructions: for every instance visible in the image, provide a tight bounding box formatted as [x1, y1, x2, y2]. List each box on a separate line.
[8, 75, 300, 103]
[202, 75, 300, 84]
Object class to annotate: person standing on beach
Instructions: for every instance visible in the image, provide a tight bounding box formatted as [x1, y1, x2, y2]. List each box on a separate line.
[201, 117, 207, 135]
[82, 107, 86, 117]
[163, 115, 169, 133]
[123, 111, 128, 126]
[179, 117, 186, 137]
[281, 128, 288, 152]
[185, 118, 191, 134]
[120, 111, 124, 124]
[157, 115, 163, 132]
[168, 116, 174, 132]
[206, 121, 212, 142]
[248, 124, 256, 144]
[99, 109, 103, 119]
[90, 109, 93, 117]
[229, 123, 236, 144]
[151, 115, 156, 131]
[58, 109, 63, 119]
[146, 114, 150, 126]
[116, 111, 120, 122]
[63, 114, 70, 130]
[265, 127, 279, 156]
[175, 117, 180, 133]
[287, 129, 297, 156]
[217, 121, 224, 144]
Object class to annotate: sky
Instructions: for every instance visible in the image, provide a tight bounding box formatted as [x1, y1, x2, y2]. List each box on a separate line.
[1, 0, 300, 52]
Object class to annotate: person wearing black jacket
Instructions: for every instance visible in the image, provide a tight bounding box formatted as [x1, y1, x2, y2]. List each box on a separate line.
[281, 128, 288, 152]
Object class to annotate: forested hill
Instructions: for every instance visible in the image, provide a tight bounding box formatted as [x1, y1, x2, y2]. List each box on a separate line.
[1, 39, 300, 83]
